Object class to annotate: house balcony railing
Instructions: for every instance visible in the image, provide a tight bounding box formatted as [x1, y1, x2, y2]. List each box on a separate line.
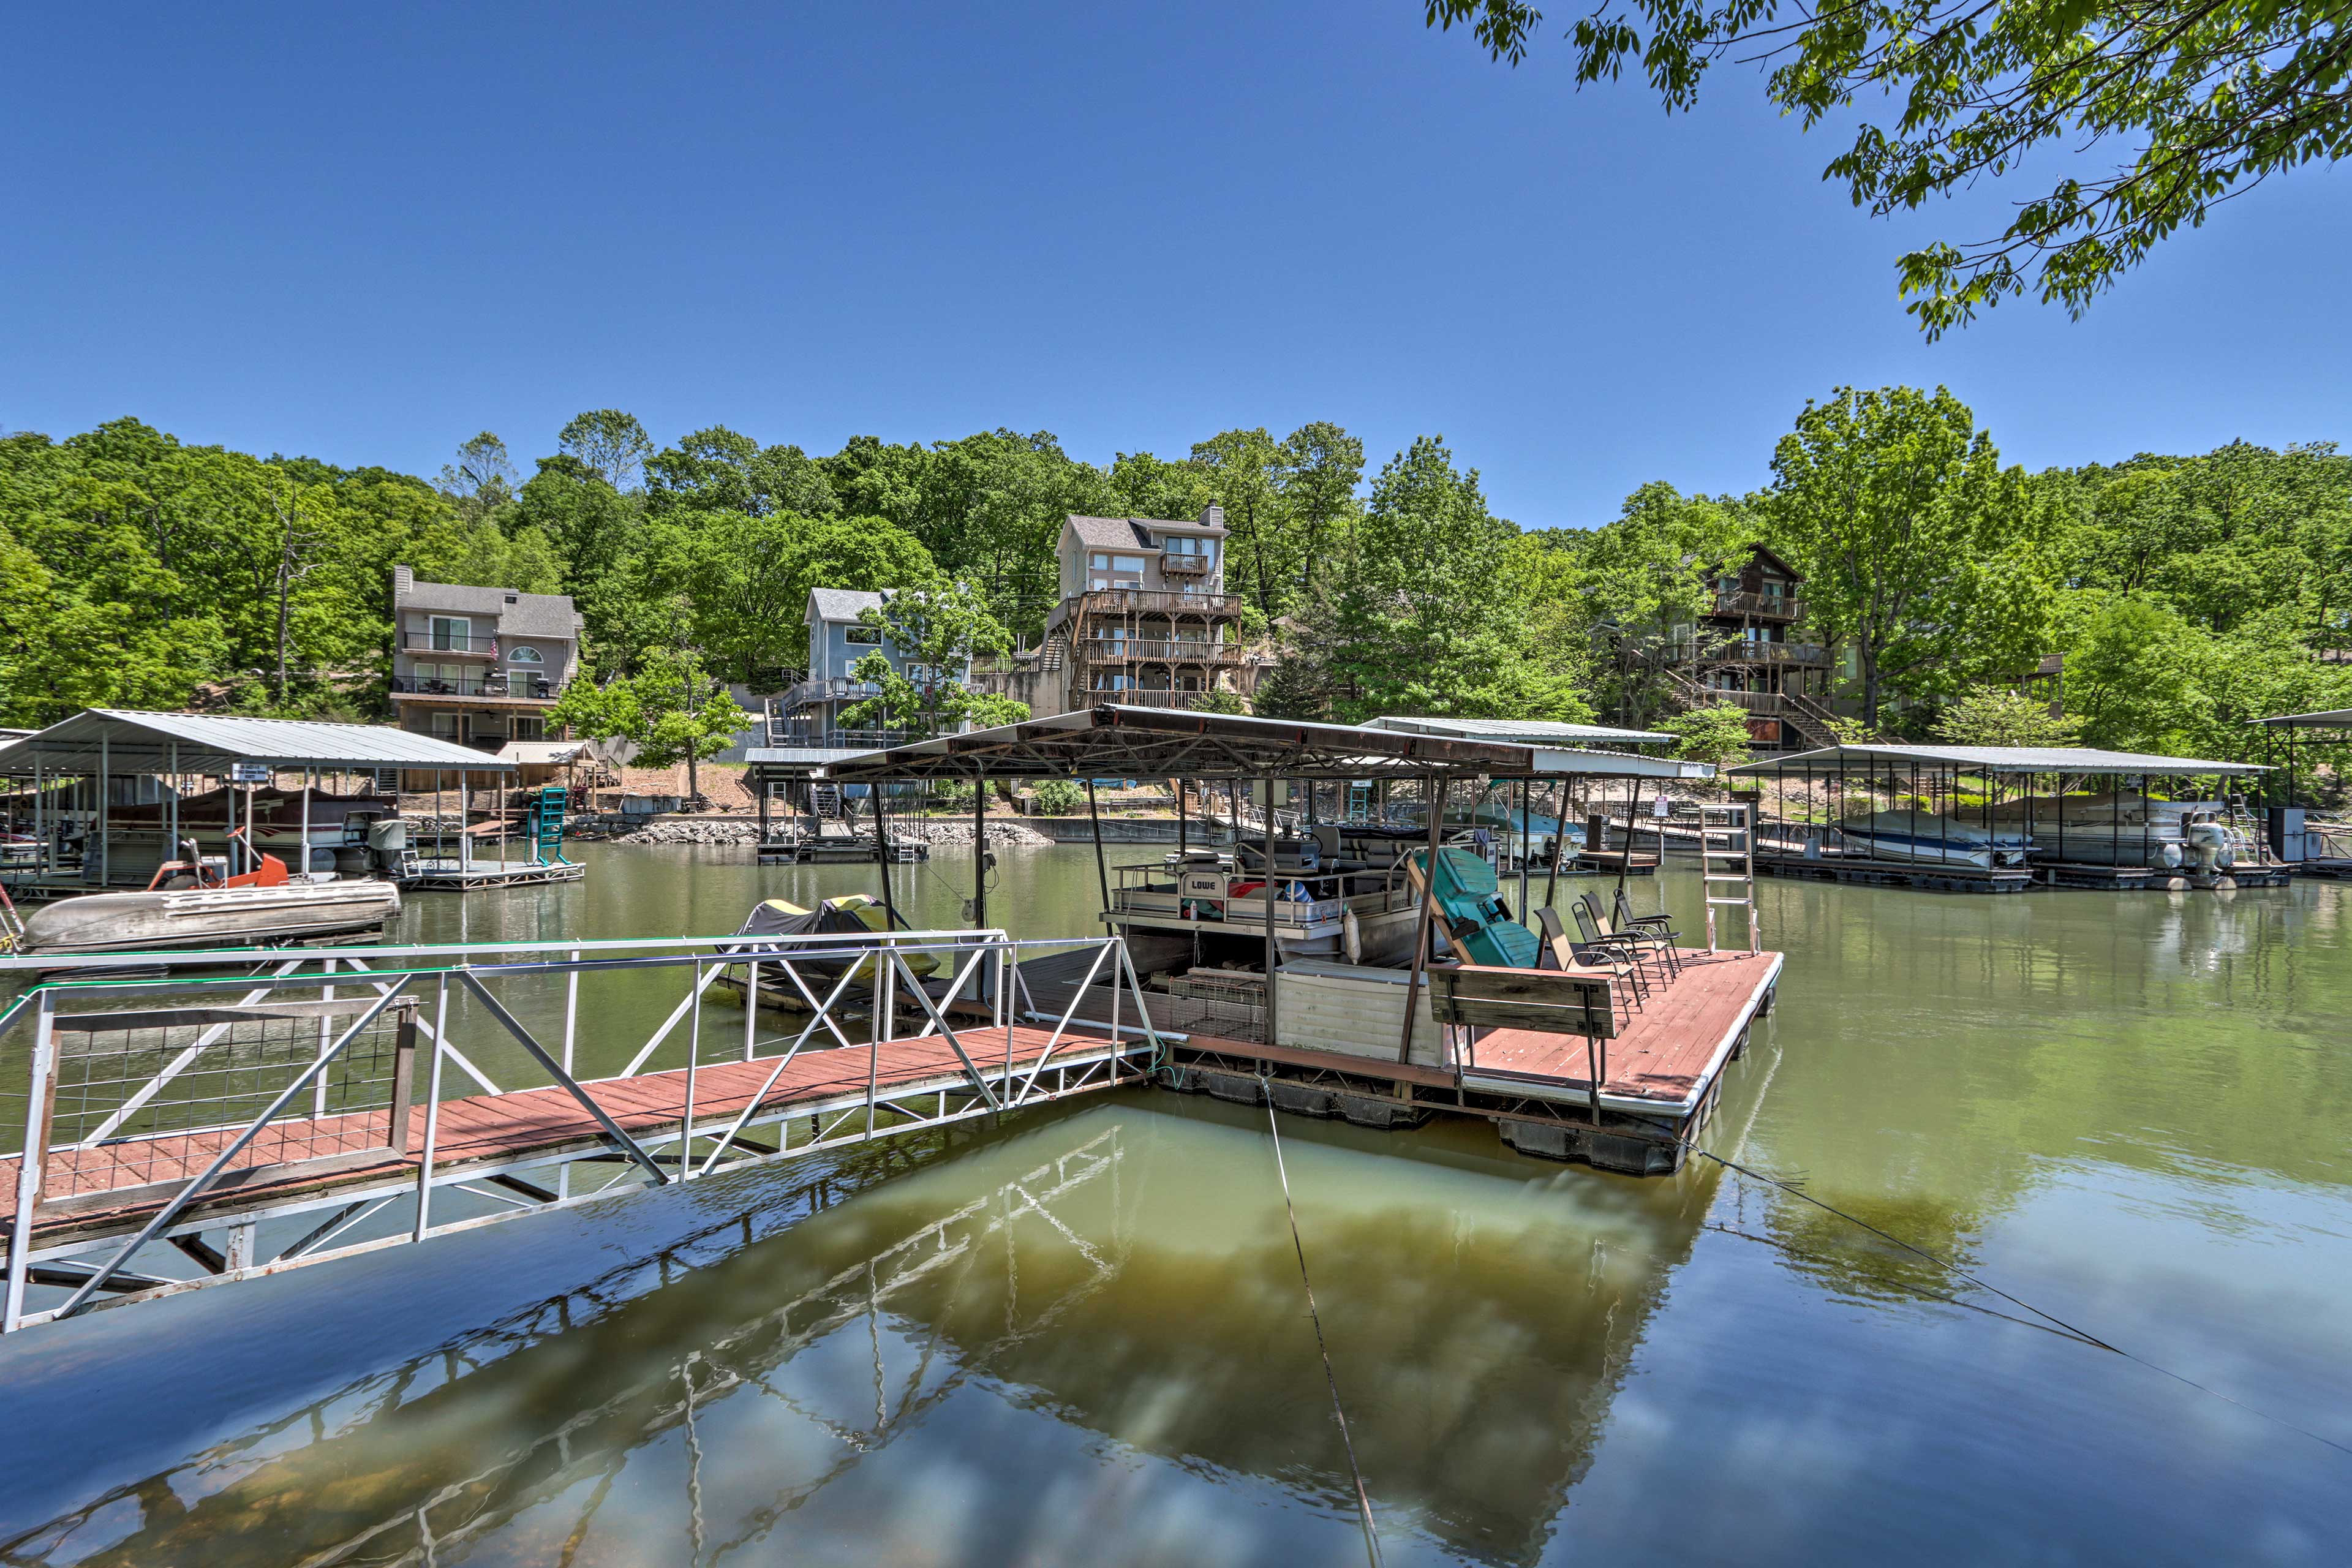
[778, 670, 967, 712]
[1088, 688, 1222, 711]
[1711, 590, 1804, 622]
[1077, 638, 1243, 665]
[393, 673, 561, 701]
[1158, 555, 1213, 577]
[766, 723, 940, 751]
[1674, 641, 1830, 669]
[1076, 587, 1242, 619]
[401, 630, 502, 656]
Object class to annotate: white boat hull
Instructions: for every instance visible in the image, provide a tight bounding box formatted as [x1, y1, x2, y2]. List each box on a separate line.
[1839, 812, 2034, 869]
[20, 881, 402, 955]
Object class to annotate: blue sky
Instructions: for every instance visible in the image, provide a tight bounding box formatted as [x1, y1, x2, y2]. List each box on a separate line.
[5, 1, 2346, 529]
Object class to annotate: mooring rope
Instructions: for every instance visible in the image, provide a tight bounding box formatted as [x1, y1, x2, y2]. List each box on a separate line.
[1675, 1136, 2352, 1461]
[1259, 1075, 1385, 1567]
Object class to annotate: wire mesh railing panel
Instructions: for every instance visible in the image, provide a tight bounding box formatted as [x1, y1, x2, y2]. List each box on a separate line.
[37, 1000, 418, 1212]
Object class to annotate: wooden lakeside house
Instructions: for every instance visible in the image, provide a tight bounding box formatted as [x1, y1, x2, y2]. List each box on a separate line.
[1664, 544, 1841, 753]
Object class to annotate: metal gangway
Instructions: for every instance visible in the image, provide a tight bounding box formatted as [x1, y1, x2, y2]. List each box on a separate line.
[1, 924, 1164, 1333]
[1700, 802, 1760, 954]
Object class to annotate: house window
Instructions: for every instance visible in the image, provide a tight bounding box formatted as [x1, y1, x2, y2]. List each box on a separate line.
[1090, 552, 1110, 570]
[429, 616, 472, 651]
[1112, 555, 1145, 574]
[429, 712, 461, 740]
[844, 625, 883, 646]
[507, 645, 544, 665]
[513, 715, 545, 741]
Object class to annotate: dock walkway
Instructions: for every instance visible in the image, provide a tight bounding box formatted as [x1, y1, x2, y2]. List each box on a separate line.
[5, 1025, 1142, 1258]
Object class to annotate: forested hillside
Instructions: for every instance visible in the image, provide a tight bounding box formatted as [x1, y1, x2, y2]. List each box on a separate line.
[2, 390, 2345, 760]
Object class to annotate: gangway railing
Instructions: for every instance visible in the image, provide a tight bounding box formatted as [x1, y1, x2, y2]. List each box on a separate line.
[1, 925, 1163, 1333]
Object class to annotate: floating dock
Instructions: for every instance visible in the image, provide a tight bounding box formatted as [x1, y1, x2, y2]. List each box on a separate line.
[399, 859, 586, 891]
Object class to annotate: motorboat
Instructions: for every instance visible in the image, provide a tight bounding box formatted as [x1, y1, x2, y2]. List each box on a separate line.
[1836, 809, 2034, 869]
[18, 878, 400, 954]
[13, 826, 401, 956]
[722, 895, 938, 993]
[1989, 794, 2237, 872]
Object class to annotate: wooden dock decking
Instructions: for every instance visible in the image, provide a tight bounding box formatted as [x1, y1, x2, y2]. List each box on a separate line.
[1159, 949, 1782, 1174]
[5, 1025, 1142, 1254]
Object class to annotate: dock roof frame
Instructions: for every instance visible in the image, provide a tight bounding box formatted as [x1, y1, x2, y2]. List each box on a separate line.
[815, 704, 1539, 783]
[0, 709, 514, 776]
[1728, 741, 2267, 778]
[2248, 708, 2352, 729]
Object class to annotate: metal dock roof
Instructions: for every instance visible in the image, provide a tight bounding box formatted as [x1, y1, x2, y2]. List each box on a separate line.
[0, 709, 514, 774]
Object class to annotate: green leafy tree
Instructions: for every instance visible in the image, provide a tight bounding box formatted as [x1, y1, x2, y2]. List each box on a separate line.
[1766, 386, 2048, 726]
[2067, 598, 2209, 753]
[645, 426, 839, 518]
[1030, 778, 1085, 815]
[1932, 688, 2086, 747]
[1662, 702, 1752, 769]
[837, 581, 1027, 736]
[557, 410, 656, 491]
[671, 511, 934, 683]
[550, 650, 750, 802]
[1574, 481, 1752, 726]
[1283, 435, 1589, 721]
[1423, 0, 2352, 333]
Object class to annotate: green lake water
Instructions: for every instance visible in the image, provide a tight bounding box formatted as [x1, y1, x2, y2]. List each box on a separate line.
[1, 841, 2347, 1565]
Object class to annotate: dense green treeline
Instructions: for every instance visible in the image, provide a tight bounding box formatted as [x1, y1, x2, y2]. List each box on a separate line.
[1, 390, 2345, 759]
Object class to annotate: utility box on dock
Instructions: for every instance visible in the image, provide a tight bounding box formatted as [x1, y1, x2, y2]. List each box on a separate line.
[2267, 807, 2307, 862]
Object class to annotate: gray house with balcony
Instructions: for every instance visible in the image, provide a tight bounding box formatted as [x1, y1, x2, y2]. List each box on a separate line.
[1030, 506, 1250, 715]
[770, 587, 970, 746]
[1665, 544, 1834, 751]
[389, 565, 584, 755]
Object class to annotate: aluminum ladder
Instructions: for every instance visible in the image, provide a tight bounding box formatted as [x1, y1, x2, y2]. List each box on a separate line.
[1700, 802, 1759, 954]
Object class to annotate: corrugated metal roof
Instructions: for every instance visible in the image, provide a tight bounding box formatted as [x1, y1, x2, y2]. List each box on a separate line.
[1366, 715, 1676, 744]
[496, 739, 592, 764]
[0, 710, 516, 774]
[1730, 742, 2266, 777]
[2250, 708, 2352, 728]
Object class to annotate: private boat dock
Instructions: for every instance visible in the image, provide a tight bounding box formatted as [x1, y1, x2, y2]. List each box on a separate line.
[817, 705, 1778, 1175]
[1730, 742, 2288, 894]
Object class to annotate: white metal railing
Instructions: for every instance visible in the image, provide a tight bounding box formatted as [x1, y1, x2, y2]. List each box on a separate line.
[0, 927, 1161, 1332]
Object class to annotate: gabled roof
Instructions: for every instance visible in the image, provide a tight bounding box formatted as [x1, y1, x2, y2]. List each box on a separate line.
[1741, 543, 1803, 581]
[809, 587, 892, 622]
[1065, 516, 1161, 552]
[396, 573, 582, 640]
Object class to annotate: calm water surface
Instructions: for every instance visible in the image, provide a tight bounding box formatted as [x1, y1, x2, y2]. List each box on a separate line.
[1, 842, 2347, 1565]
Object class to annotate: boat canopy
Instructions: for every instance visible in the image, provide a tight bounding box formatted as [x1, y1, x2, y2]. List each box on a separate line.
[815, 704, 1540, 783]
[1362, 715, 1708, 780]
[2248, 709, 2352, 729]
[0, 709, 514, 776]
[1728, 742, 2267, 778]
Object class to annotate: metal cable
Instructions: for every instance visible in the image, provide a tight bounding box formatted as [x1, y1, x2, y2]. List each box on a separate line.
[1672, 1134, 2352, 1461]
[1258, 1075, 1384, 1567]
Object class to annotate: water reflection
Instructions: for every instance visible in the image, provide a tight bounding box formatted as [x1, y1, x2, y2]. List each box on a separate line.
[1, 1099, 1732, 1568]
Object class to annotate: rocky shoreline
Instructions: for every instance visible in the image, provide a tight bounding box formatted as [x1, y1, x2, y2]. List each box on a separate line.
[608, 816, 1055, 848]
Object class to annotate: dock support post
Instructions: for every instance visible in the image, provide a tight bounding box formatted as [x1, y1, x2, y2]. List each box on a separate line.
[4, 992, 57, 1332]
[872, 783, 897, 931]
[1518, 777, 1531, 916]
[971, 771, 987, 929]
[1397, 774, 1444, 1065]
[97, 733, 108, 886]
[1262, 776, 1278, 1049]
[1085, 778, 1110, 914]
[413, 975, 449, 1240]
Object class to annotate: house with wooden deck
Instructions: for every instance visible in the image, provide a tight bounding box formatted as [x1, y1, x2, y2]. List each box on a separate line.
[982, 507, 1256, 718]
[1662, 544, 1838, 752]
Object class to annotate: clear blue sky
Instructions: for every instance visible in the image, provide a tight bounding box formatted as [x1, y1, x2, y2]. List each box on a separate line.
[5, 1, 2346, 529]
